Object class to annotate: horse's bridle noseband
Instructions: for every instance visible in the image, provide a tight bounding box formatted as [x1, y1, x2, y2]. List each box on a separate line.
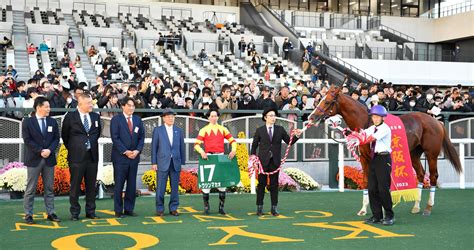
[312, 91, 340, 124]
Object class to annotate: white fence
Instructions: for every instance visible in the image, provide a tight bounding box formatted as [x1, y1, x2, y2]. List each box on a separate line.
[1, 137, 472, 194]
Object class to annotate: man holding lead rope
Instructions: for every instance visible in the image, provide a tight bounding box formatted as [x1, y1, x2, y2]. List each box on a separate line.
[250, 107, 302, 216]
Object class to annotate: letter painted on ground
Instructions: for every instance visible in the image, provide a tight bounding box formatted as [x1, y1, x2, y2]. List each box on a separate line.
[208, 226, 304, 245]
[51, 231, 159, 250]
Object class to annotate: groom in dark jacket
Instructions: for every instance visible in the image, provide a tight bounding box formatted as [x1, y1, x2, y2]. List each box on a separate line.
[251, 107, 301, 216]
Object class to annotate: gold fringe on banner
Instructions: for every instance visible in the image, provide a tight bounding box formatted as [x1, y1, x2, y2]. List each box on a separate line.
[391, 188, 419, 206]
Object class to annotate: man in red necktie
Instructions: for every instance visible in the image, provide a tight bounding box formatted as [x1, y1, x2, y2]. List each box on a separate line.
[110, 97, 145, 218]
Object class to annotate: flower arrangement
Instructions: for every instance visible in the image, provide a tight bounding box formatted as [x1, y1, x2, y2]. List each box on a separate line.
[336, 165, 367, 190]
[142, 170, 156, 191]
[142, 169, 186, 194]
[56, 145, 69, 169]
[236, 132, 249, 172]
[283, 168, 320, 190]
[0, 162, 26, 175]
[235, 169, 252, 193]
[179, 170, 200, 194]
[278, 171, 299, 191]
[0, 168, 27, 192]
[36, 166, 85, 195]
[97, 165, 115, 186]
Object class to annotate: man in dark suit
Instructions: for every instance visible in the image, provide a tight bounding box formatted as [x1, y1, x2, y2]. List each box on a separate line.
[61, 93, 102, 221]
[22, 96, 60, 224]
[251, 107, 301, 216]
[151, 108, 185, 217]
[110, 97, 145, 218]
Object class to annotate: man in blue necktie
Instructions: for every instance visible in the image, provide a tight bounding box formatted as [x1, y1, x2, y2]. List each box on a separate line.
[62, 93, 102, 221]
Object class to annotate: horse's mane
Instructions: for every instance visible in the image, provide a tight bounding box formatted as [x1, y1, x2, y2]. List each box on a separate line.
[337, 91, 371, 128]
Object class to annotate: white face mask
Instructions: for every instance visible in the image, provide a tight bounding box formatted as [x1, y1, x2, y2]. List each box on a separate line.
[435, 101, 441, 105]
[297, 86, 303, 91]
[67, 97, 72, 104]
[151, 99, 158, 105]
[188, 95, 194, 99]
[409, 101, 416, 107]
[426, 94, 433, 100]
[203, 97, 211, 103]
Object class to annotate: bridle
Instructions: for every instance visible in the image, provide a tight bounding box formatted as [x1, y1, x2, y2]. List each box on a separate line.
[310, 90, 340, 124]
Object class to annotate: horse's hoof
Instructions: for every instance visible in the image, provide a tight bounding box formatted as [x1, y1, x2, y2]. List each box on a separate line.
[422, 210, 431, 216]
[411, 207, 420, 214]
[357, 210, 367, 216]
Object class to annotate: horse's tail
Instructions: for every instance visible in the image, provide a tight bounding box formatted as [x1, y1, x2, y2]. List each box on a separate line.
[442, 126, 463, 174]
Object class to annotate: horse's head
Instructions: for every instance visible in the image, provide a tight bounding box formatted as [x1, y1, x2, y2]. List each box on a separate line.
[308, 84, 341, 124]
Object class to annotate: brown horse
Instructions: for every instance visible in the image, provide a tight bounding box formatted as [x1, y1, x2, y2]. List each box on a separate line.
[308, 85, 462, 215]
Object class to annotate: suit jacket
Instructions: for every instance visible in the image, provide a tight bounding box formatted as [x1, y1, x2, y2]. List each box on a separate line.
[110, 114, 145, 165]
[151, 125, 185, 172]
[61, 111, 102, 163]
[251, 125, 298, 167]
[22, 116, 60, 167]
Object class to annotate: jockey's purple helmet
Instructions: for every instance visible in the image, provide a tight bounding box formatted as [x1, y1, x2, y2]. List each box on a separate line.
[369, 105, 388, 117]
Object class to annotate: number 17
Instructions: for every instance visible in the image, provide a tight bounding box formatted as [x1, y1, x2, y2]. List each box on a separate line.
[200, 164, 216, 182]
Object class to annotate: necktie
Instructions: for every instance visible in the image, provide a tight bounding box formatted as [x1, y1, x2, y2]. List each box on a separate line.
[83, 115, 90, 132]
[268, 127, 273, 142]
[83, 115, 91, 150]
[127, 117, 133, 135]
[41, 118, 46, 136]
[370, 126, 378, 159]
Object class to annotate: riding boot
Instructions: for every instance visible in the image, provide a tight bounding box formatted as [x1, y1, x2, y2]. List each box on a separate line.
[203, 193, 210, 215]
[271, 205, 280, 216]
[218, 191, 226, 215]
[257, 205, 263, 216]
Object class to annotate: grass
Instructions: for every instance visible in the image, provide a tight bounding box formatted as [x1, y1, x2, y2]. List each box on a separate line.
[0, 189, 473, 249]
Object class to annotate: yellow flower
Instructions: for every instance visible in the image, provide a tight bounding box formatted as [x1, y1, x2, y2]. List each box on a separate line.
[56, 144, 69, 169]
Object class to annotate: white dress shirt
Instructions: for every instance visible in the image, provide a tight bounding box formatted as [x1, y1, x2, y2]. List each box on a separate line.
[36, 115, 46, 133]
[165, 124, 173, 145]
[365, 123, 392, 153]
[78, 110, 91, 130]
[123, 112, 133, 127]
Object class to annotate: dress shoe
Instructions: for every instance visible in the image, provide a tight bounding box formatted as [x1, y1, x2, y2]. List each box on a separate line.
[86, 214, 99, 219]
[115, 212, 124, 218]
[25, 215, 34, 224]
[271, 205, 280, 216]
[364, 216, 383, 224]
[256, 205, 263, 216]
[71, 215, 79, 221]
[156, 211, 164, 217]
[47, 213, 61, 222]
[383, 218, 395, 226]
[169, 211, 179, 216]
[124, 211, 137, 217]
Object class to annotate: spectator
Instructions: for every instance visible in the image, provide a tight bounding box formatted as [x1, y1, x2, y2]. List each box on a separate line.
[251, 53, 262, 74]
[5, 65, 17, 79]
[39, 40, 49, 52]
[0, 36, 13, 50]
[311, 69, 319, 83]
[198, 49, 208, 65]
[101, 92, 120, 118]
[215, 85, 238, 121]
[247, 39, 256, 56]
[318, 61, 328, 82]
[27, 43, 36, 54]
[282, 38, 291, 60]
[140, 52, 150, 74]
[32, 70, 45, 81]
[256, 86, 277, 110]
[128, 52, 138, 75]
[156, 32, 165, 55]
[88, 45, 97, 57]
[275, 86, 290, 109]
[302, 49, 311, 74]
[281, 96, 300, 122]
[60, 55, 70, 69]
[273, 62, 284, 78]
[73, 55, 82, 72]
[65, 36, 75, 49]
[238, 37, 246, 58]
[306, 42, 314, 55]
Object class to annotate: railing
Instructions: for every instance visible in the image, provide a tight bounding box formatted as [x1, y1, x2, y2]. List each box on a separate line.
[73, 1, 107, 14]
[426, 0, 474, 18]
[317, 48, 378, 83]
[260, 3, 300, 39]
[379, 24, 415, 42]
[330, 14, 362, 30]
[117, 4, 151, 17]
[161, 7, 192, 20]
[291, 11, 324, 28]
[1, 137, 472, 192]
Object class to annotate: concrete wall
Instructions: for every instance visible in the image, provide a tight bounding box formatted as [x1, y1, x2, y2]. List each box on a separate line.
[12, 0, 240, 23]
[381, 11, 474, 43]
[343, 58, 474, 85]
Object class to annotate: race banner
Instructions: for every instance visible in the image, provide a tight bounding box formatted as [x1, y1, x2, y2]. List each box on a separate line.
[198, 155, 240, 189]
[385, 114, 419, 204]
